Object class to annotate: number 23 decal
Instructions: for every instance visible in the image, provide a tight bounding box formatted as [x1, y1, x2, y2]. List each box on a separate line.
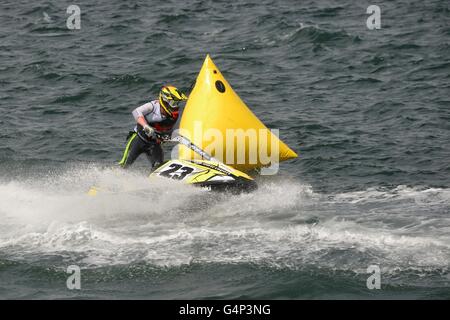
[159, 163, 194, 180]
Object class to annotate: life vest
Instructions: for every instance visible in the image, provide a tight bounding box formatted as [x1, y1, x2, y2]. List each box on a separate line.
[148, 110, 179, 133]
[136, 110, 179, 143]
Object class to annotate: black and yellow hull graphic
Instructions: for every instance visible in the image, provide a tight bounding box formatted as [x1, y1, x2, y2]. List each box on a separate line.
[150, 159, 257, 193]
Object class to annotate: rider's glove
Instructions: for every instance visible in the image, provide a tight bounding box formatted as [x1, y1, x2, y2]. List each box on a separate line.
[160, 134, 171, 141]
[143, 125, 155, 138]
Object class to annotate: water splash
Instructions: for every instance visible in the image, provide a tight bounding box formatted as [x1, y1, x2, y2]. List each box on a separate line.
[0, 166, 449, 280]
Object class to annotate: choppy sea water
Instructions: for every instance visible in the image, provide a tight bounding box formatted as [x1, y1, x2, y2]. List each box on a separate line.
[0, 0, 449, 299]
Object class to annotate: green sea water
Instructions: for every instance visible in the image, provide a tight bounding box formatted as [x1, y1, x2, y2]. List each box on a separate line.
[0, 0, 449, 299]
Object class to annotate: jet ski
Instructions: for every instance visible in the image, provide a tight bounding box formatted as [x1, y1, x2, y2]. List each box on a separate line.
[88, 55, 297, 197]
[150, 54, 297, 192]
[150, 135, 257, 193]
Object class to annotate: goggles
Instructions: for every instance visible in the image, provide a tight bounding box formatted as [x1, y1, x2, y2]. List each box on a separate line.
[167, 99, 180, 109]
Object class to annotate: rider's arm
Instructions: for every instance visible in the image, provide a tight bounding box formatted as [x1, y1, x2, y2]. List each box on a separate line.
[136, 116, 148, 128]
[132, 102, 155, 127]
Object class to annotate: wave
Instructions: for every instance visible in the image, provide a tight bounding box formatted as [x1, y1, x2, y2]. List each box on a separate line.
[285, 23, 361, 46]
[102, 74, 149, 86]
[52, 89, 92, 103]
[0, 166, 449, 282]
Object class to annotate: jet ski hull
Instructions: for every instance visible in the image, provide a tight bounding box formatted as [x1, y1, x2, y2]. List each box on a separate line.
[150, 159, 257, 193]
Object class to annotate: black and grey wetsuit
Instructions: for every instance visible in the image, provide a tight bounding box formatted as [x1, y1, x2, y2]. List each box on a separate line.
[119, 100, 179, 169]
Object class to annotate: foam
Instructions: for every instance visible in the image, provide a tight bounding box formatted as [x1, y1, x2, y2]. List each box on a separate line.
[0, 166, 449, 274]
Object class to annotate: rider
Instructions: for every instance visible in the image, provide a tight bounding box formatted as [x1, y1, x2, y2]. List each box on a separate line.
[119, 85, 188, 169]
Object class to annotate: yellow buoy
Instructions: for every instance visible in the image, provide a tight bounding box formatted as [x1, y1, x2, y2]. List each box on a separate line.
[178, 55, 297, 172]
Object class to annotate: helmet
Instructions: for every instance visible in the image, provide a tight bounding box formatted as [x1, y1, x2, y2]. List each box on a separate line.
[159, 85, 188, 118]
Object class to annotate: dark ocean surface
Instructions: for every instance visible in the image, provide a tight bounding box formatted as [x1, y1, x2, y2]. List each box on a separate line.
[0, 0, 449, 299]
